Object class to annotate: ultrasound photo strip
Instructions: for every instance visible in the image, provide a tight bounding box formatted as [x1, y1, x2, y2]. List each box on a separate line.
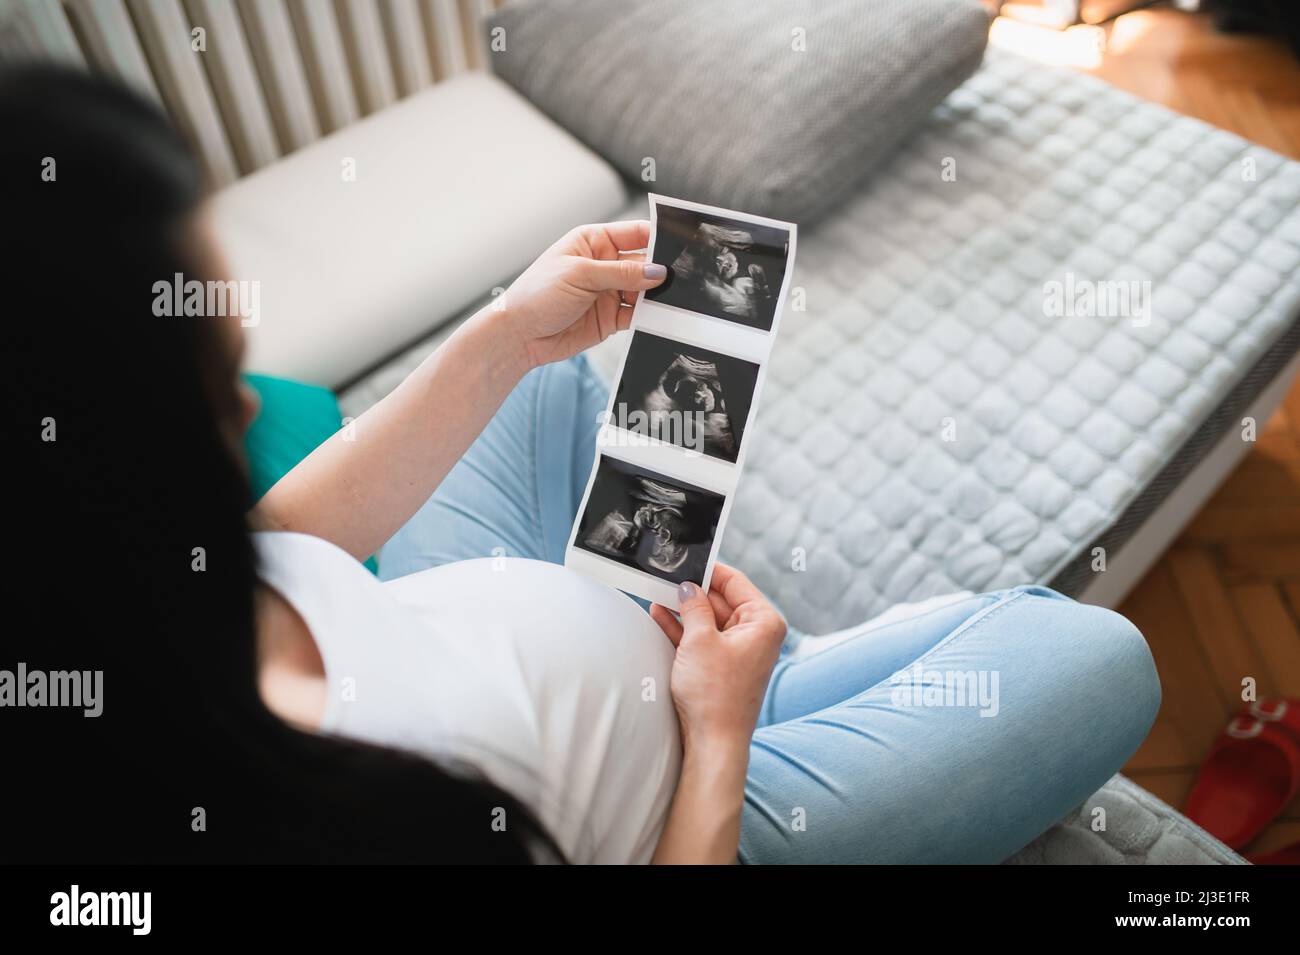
[565, 195, 797, 610]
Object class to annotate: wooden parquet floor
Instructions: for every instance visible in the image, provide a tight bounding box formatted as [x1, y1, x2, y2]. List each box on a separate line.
[992, 6, 1300, 859]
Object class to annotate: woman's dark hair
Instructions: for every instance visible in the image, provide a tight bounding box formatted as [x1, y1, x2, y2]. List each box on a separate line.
[2, 65, 557, 863]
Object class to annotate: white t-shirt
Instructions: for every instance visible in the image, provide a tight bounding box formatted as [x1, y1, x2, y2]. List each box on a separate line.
[254, 531, 681, 863]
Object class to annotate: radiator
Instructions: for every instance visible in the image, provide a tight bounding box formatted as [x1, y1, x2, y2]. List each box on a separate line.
[0, 0, 503, 185]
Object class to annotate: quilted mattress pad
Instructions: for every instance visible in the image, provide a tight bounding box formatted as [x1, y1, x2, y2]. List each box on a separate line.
[707, 49, 1300, 635]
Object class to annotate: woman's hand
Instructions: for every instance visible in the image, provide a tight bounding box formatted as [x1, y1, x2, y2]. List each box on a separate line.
[650, 564, 787, 753]
[500, 220, 668, 370]
[648, 564, 785, 864]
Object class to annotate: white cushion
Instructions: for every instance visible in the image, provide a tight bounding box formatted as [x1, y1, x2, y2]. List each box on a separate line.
[209, 72, 628, 387]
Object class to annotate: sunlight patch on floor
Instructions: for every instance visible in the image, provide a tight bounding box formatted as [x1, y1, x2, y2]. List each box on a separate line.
[989, 16, 1107, 70]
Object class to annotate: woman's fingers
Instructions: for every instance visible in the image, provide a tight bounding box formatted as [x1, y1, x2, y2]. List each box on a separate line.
[713, 563, 783, 636]
[649, 603, 683, 646]
[709, 562, 740, 590]
[575, 256, 666, 293]
[707, 588, 734, 627]
[709, 562, 764, 608]
[584, 219, 651, 254]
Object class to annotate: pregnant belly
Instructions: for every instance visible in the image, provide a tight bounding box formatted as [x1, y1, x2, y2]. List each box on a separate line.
[381, 557, 682, 862]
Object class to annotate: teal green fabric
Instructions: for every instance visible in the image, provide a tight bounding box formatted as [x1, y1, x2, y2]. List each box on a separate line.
[243, 373, 378, 575]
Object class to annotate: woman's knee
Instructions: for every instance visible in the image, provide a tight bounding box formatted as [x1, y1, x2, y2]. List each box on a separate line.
[1011, 591, 1162, 749]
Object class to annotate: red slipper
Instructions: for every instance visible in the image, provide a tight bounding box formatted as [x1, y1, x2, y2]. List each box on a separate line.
[1247, 841, 1300, 865]
[1184, 699, 1300, 850]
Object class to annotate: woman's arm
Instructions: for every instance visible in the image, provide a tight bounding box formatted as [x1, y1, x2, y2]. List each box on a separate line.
[650, 566, 787, 864]
[256, 308, 527, 561]
[256, 221, 666, 561]
[651, 737, 749, 865]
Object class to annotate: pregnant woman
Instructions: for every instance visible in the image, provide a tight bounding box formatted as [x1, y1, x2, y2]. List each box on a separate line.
[7, 68, 1160, 864]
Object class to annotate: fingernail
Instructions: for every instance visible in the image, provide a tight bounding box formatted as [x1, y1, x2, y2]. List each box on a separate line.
[677, 581, 697, 602]
[643, 263, 667, 280]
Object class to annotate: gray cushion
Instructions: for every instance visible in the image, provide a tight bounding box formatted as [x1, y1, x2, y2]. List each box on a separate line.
[1006, 775, 1243, 865]
[487, 0, 990, 225]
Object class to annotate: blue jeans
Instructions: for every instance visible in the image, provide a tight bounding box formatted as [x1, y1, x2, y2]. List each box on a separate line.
[380, 356, 1162, 863]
